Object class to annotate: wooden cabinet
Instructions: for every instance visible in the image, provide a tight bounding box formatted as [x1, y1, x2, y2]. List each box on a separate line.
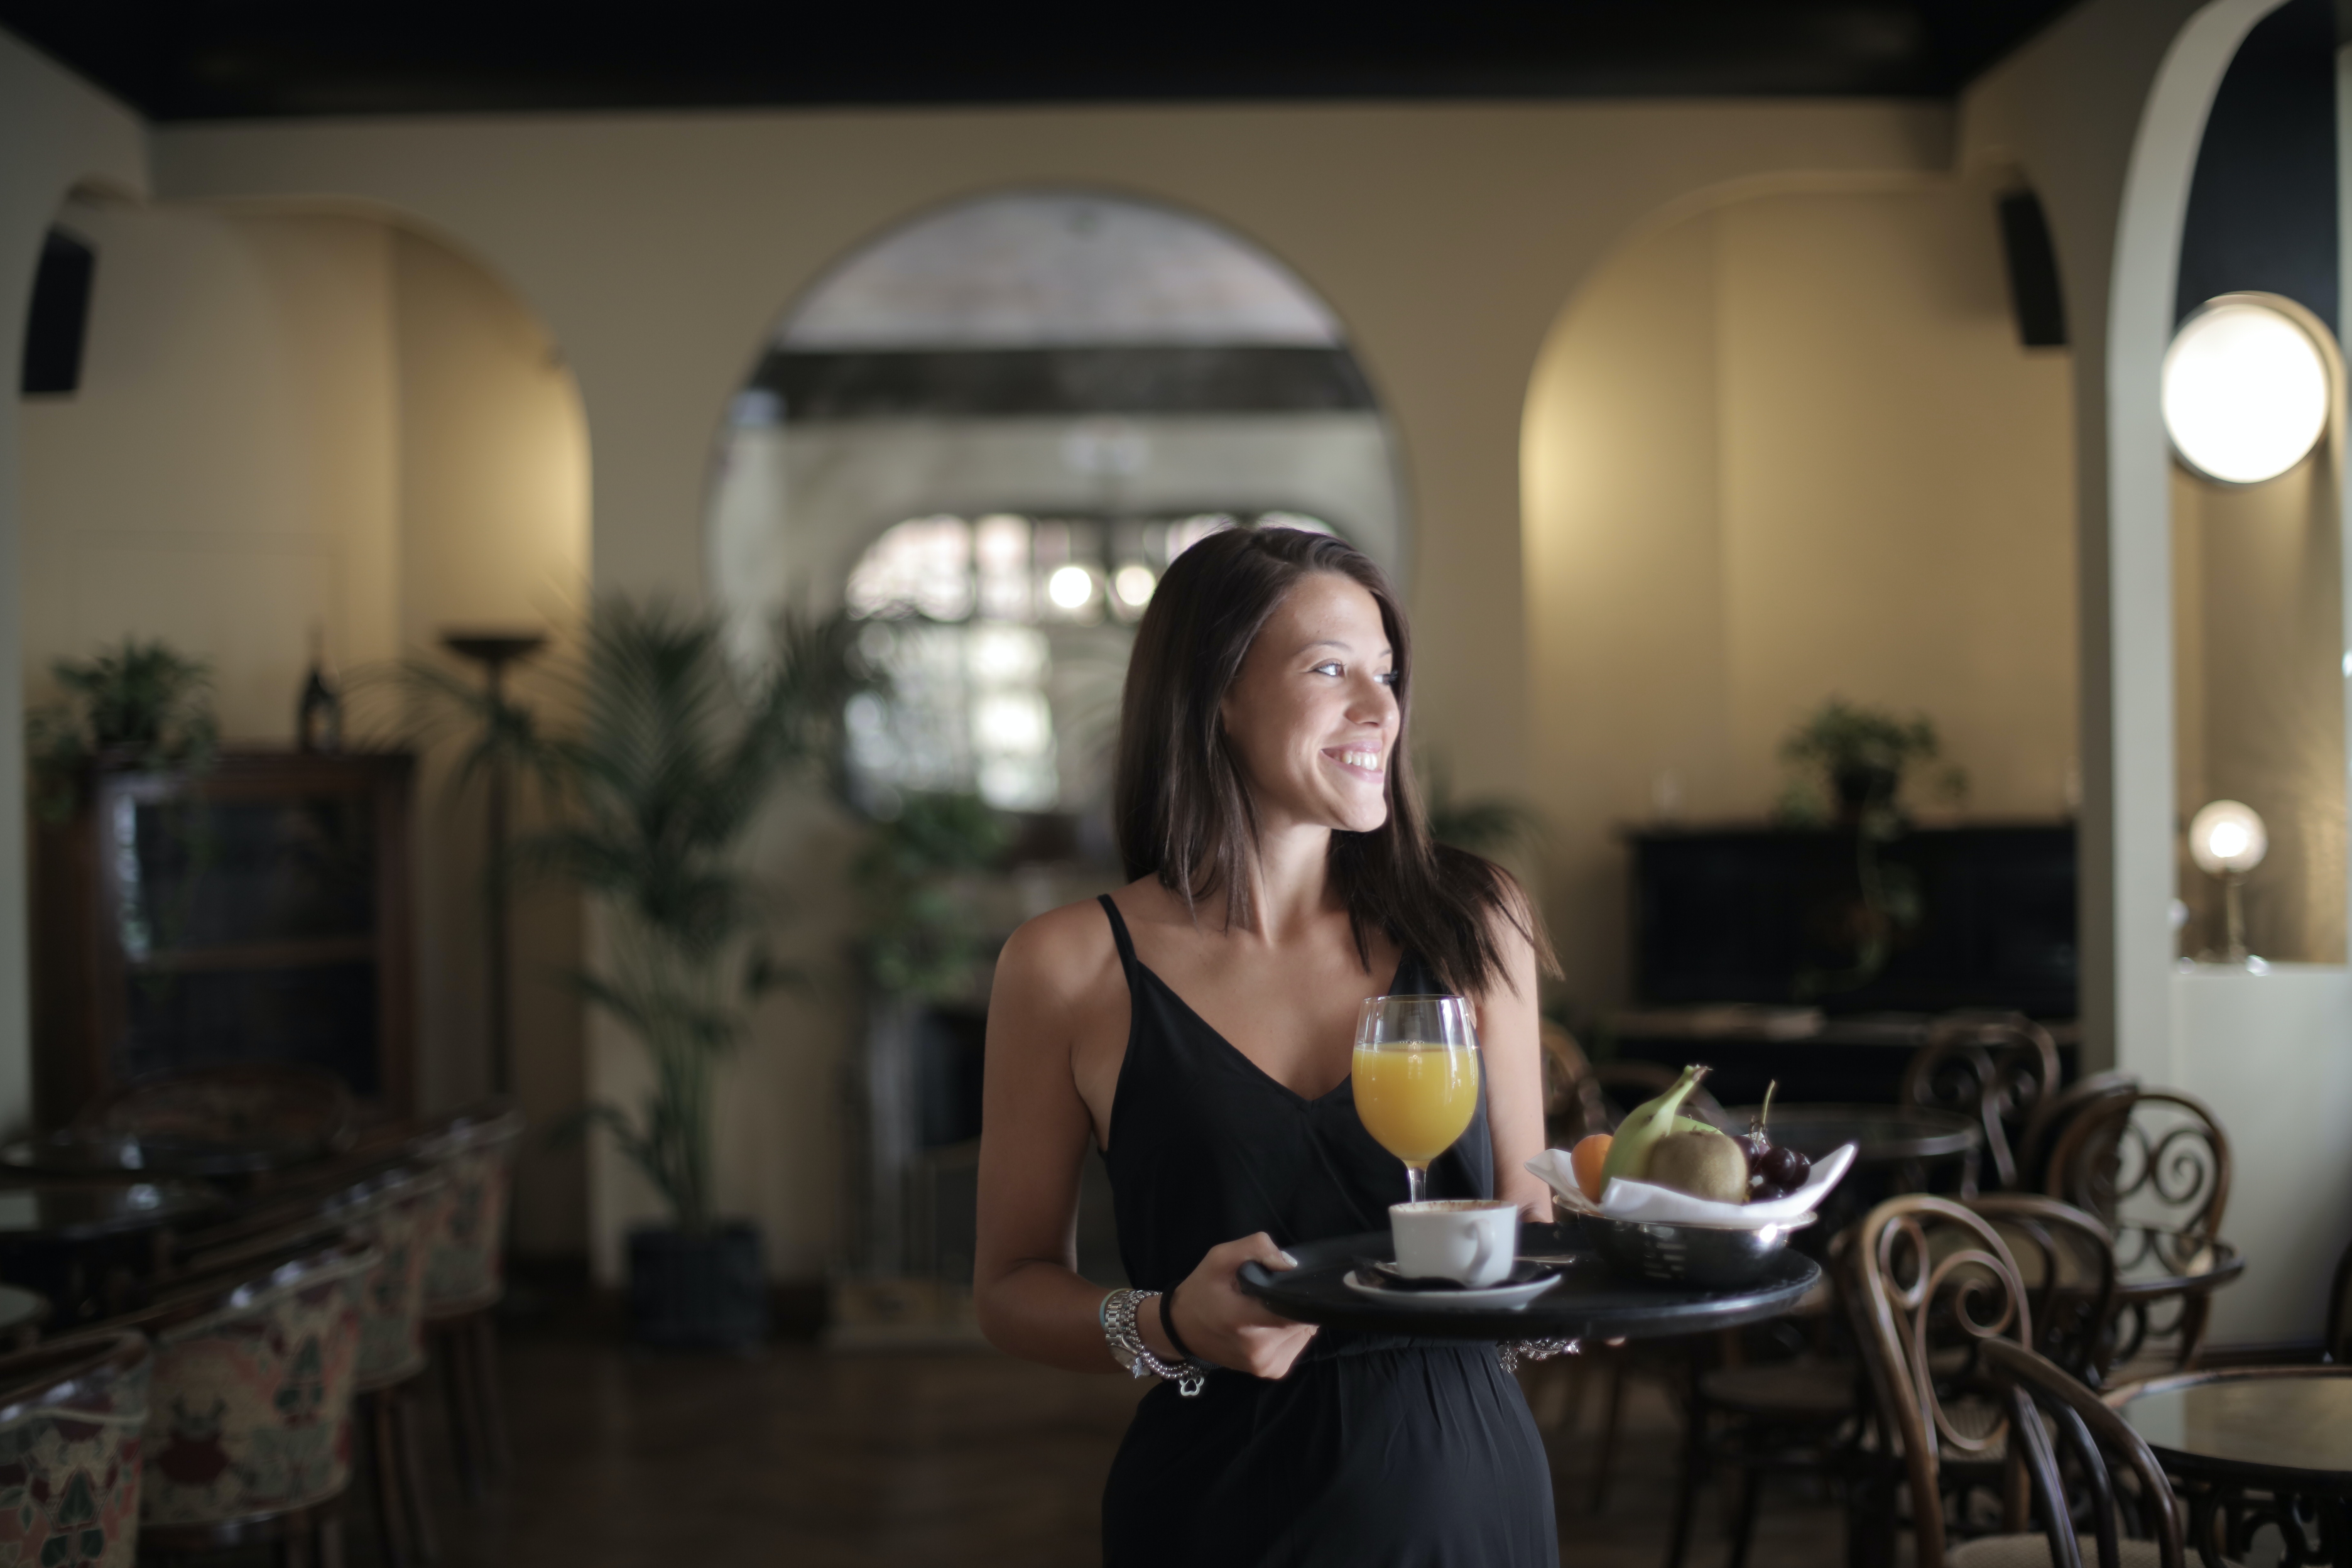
[31, 750, 415, 1127]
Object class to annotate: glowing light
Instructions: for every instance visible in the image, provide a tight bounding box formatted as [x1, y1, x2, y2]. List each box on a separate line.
[1047, 565, 1095, 609]
[2163, 300, 2330, 484]
[2188, 799, 2268, 876]
[1113, 565, 1156, 607]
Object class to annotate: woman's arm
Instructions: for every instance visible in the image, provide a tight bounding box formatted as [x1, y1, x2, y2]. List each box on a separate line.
[973, 906, 1319, 1378]
[1477, 900, 1555, 1219]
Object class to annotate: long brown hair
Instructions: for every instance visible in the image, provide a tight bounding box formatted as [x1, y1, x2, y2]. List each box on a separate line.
[1113, 526, 1555, 997]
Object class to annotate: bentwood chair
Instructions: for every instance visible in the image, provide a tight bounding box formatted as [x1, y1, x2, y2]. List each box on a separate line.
[1902, 1017, 2064, 1192]
[2018, 1074, 2140, 1198]
[2043, 1089, 2233, 1372]
[1847, 1195, 2036, 1568]
[1960, 1340, 2197, 1568]
[1964, 1195, 2121, 1387]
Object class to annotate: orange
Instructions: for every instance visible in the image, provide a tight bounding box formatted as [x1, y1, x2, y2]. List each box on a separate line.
[1571, 1133, 1613, 1200]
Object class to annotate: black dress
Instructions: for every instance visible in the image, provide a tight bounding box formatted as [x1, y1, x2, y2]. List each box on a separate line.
[1095, 895, 1558, 1568]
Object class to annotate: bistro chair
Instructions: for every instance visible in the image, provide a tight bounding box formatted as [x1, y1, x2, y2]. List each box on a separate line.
[1901, 1016, 2064, 1191]
[0, 1331, 151, 1567]
[1848, 1194, 2035, 1568]
[1667, 1230, 1869, 1568]
[1530, 1024, 1736, 1512]
[1965, 1195, 2121, 1387]
[2018, 1073, 2140, 1197]
[96, 1238, 377, 1567]
[1963, 1340, 2196, 1568]
[410, 1099, 525, 1501]
[2043, 1089, 2234, 1372]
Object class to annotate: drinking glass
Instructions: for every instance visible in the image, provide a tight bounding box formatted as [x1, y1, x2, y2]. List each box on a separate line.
[1352, 994, 1482, 1204]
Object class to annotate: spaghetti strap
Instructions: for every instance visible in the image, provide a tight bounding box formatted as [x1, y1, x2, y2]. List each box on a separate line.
[1097, 893, 1140, 970]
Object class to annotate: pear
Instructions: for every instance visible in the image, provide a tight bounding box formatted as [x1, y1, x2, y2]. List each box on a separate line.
[1643, 1126, 1750, 1204]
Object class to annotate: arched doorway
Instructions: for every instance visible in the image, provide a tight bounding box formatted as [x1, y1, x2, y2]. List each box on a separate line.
[706, 189, 1405, 829]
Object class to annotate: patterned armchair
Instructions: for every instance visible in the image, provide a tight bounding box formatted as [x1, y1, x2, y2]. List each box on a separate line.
[0, 1332, 149, 1568]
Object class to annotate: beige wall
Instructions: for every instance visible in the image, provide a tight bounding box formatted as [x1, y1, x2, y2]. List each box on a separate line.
[389, 229, 592, 1255]
[1525, 175, 2079, 1008]
[11, 191, 591, 1252]
[20, 206, 401, 731]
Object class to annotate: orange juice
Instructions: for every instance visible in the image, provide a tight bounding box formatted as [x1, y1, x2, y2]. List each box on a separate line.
[1352, 1043, 1480, 1168]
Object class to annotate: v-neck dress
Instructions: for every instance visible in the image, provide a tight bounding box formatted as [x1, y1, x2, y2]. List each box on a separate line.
[1094, 895, 1557, 1568]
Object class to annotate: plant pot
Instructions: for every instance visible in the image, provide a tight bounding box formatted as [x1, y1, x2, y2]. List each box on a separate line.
[627, 1222, 769, 1350]
[1831, 764, 1900, 823]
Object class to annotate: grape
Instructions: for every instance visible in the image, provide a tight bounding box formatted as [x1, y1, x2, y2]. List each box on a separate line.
[1761, 1145, 1809, 1189]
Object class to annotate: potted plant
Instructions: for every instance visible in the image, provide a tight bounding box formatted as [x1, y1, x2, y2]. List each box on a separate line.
[515, 601, 863, 1349]
[1777, 698, 1965, 825]
[26, 637, 218, 819]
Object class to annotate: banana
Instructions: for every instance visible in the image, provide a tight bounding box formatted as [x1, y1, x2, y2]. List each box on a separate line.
[1599, 1065, 1712, 1186]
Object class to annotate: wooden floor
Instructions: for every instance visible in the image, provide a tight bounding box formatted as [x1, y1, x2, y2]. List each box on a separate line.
[387, 1319, 1844, 1568]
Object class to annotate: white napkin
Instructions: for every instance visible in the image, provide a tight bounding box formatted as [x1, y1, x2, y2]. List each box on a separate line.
[1526, 1141, 1857, 1229]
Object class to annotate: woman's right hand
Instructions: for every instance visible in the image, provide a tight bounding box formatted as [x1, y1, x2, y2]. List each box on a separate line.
[1150, 1232, 1320, 1380]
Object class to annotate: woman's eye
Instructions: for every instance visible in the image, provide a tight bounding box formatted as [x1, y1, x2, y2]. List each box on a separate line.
[1311, 661, 1344, 677]
[1376, 671, 1399, 687]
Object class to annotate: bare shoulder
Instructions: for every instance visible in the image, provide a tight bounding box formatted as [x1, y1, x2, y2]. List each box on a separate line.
[992, 895, 1122, 1012]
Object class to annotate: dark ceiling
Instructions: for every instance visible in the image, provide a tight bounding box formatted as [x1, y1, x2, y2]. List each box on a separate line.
[0, 1, 2082, 122]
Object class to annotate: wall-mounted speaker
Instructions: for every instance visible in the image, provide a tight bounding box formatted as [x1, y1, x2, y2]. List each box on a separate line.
[20, 226, 96, 397]
[1997, 190, 2067, 349]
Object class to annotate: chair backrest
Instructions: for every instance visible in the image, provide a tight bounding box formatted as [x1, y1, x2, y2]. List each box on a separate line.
[0, 1332, 151, 1568]
[1850, 1194, 2035, 1568]
[2045, 1088, 2230, 1245]
[1902, 1016, 2063, 1189]
[407, 1099, 525, 1312]
[1965, 1194, 2120, 1385]
[2018, 1072, 2138, 1195]
[1538, 1022, 1610, 1147]
[101, 1239, 378, 1529]
[1984, 1340, 2185, 1568]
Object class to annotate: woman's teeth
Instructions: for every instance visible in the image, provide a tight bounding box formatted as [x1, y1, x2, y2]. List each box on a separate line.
[1340, 750, 1382, 771]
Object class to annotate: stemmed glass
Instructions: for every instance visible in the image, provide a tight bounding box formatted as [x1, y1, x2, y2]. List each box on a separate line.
[1351, 994, 1482, 1204]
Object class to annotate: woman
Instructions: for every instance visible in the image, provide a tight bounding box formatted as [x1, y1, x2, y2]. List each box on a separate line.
[975, 527, 1560, 1566]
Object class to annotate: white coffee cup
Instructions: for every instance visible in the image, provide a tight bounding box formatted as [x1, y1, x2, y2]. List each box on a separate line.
[1390, 1199, 1520, 1287]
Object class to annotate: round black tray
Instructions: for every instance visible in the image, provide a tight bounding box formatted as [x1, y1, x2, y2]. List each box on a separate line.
[1237, 1220, 1821, 1342]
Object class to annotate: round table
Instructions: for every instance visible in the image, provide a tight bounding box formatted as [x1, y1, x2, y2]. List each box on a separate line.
[2113, 1366, 2352, 1567]
[1238, 1221, 1820, 1343]
[0, 1179, 220, 1327]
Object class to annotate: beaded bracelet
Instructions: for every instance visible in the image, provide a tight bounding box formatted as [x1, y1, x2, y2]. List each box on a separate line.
[1101, 1288, 1208, 1396]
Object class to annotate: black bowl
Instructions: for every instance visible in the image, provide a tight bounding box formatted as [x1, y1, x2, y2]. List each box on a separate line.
[1588, 1213, 1817, 1288]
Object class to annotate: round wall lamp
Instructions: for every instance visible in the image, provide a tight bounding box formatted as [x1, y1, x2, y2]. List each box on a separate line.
[2187, 797, 2267, 967]
[2162, 297, 2331, 485]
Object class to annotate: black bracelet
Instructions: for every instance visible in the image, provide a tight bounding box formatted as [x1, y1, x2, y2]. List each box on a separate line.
[1159, 1278, 1204, 1366]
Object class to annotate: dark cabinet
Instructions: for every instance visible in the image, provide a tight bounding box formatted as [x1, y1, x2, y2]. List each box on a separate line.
[32, 750, 415, 1126]
[1626, 823, 2078, 1016]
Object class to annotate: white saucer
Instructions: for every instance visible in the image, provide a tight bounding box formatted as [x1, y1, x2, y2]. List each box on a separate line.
[1342, 1267, 1562, 1311]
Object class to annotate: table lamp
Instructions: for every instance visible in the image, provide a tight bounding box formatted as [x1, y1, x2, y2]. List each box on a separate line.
[2187, 799, 2267, 967]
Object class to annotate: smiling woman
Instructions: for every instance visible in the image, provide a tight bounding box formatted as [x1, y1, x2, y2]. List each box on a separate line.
[974, 526, 1561, 1567]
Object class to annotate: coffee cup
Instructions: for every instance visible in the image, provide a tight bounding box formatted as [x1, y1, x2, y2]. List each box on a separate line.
[1390, 1199, 1519, 1287]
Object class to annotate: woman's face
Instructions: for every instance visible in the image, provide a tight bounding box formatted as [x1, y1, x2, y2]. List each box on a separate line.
[1220, 572, 1400, 836]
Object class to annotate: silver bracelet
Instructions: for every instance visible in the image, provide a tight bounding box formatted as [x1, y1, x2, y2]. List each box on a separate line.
[1101, 1288, 1208, 1396]
[1498, 1337, 1581, 1374]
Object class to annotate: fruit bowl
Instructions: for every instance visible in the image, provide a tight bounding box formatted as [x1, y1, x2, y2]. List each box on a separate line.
[1583, 1211, 1817, 1288]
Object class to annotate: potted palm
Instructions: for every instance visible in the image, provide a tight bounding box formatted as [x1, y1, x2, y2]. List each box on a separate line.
[1777, 698, 1965, 825]
[520, 601, 863, 1349]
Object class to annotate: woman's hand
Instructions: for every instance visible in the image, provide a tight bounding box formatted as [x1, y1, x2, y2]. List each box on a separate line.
[1147, 1232, 1320, 1379]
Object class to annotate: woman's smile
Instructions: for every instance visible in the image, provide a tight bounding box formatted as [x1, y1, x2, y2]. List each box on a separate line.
[1324, 746, 1385, 780]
